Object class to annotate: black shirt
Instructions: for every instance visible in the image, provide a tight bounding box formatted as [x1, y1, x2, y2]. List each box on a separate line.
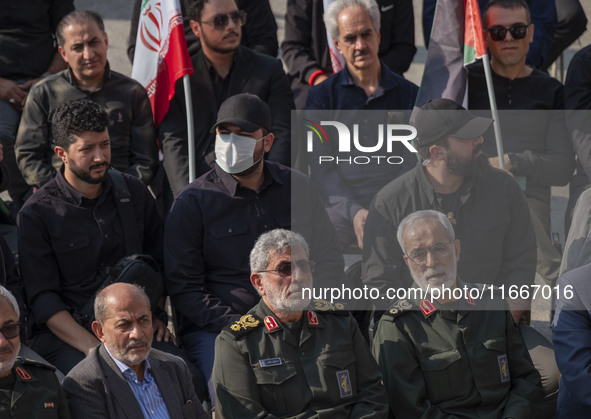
[17, 169, 163, 326]
[164, 161, 345, 335]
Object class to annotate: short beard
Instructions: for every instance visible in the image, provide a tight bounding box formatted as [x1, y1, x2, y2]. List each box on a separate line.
[264, 280, 311, 316]
[110, 339, 151, 367]
[0, 343, 19, 377]
[447, 147, 489, 178]
[69, 161, 109, 185]
[234, 153, 264, 177]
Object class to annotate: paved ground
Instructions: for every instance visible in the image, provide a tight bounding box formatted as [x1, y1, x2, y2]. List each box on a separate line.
[75, 0, 590, 337]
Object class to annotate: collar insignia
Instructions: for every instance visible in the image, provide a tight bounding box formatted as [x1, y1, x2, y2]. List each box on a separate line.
[15, 366, 32, 381]
[307, 310, 319, 326]
[419, 299, 437, 318]
[264, 316, 280, 332]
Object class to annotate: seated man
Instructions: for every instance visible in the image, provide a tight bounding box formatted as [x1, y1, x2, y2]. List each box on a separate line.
[213, 229, 388, 417]
[16, 10, 158, 189]
[305, 0, 418, 249]
[159, 0, 293, 196]
[164, 93, 344, 399]
[62, 283, 207, 419]
[552, 262, 591, 419]
[373, 210, 544, 418]
[17, 99, 168, 374]
[0, 285, 70, 418]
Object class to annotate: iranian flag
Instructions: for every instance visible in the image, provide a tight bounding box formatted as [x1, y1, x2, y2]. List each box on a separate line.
[132, 0, 193, 125]
[415, 0, 487, 108]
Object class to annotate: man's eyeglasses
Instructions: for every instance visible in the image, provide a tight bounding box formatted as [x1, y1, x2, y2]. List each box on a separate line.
[486, 24, 530, 42]
[258, 261, 316, 278]
[406, 241, 453, 266]
[200, 10, 247, 30]
[0, 323, 20, 340]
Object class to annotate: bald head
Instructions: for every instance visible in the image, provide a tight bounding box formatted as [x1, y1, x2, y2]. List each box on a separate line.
[94, 283, 150, 325]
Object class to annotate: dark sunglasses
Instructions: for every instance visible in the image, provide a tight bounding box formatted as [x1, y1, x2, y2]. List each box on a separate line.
[200, 10, 247, 30]
[486, 24, 529, 42]
[0, 323, 20, 339]
[258, 261, 316, 278]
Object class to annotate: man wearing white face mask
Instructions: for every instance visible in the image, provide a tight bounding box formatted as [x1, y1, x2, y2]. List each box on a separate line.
[163, 93, 345, 403]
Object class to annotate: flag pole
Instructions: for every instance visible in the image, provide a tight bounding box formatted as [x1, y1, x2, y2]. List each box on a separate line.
[481, 54, 505, 169]
[183, 74, 196, 183]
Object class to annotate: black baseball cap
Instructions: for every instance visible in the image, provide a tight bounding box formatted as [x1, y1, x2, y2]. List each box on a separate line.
[210, 93, 271, 133]
[411, 99, 493, 146]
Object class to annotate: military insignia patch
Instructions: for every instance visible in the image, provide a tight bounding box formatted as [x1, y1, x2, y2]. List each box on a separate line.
[15, 367, 31, 381]
[259, 357, 282, 368]
[497, 354, 510, 383]
[231, 314, 260, 331]
[307, 311, 319, 326]
[44, 403, 55, 408]
[264, 316, 280, 332]
[313, 299, 345, 311]
[419, 299, 436, 317]
[336, 370, 353, 398]
[225, 314, 262, 337]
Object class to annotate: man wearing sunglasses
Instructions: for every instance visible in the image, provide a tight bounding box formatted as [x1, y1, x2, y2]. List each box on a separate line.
[212, 229, 387, 417]
[159, 0, 294, 198]
[0, 286, 71, 418]
[468, 0, 574, 303]
[373, 210, 544, 418]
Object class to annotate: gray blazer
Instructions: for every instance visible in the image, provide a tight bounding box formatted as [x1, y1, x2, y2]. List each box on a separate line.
[62, 344, 206, 418]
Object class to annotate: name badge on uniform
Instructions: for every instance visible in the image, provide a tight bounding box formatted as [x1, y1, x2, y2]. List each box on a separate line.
[259, 357, 282, 368]
[497, 354, 510, 383]
[336, 370, 353, 398]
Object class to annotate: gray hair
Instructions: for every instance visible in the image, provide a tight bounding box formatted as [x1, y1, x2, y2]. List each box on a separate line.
[324, 0, 381, 40]
[0, 286, 19, 319]
[397, 210, 455, 254]
[250, 229, 309, 272]
[94, 283, 150, 324]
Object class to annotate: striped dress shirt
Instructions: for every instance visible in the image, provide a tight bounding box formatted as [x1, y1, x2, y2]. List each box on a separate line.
[106, 347, 171, 419]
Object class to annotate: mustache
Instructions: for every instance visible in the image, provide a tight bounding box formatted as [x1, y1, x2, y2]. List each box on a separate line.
[89, 162, 108, 170]
[354, 49, 369, 58]
[125, 339, 149, 351]
[0, 345, 14, 354]
[223, 31, 239, 39]
[472, 144, 485, 157]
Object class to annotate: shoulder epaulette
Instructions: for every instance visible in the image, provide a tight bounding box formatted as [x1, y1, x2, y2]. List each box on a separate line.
[224, 314, 263, 338]
[382, 299, 414, 321]
[311, 299, 348, 314]
[18, 357, 57, 371]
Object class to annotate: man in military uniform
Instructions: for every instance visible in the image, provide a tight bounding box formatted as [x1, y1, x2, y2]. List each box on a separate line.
[373, 210, 544, 418]
[212, 229, 387, 417]
[0, 285, 70, 418]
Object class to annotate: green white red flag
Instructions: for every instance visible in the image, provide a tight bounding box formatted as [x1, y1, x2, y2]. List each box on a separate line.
[132, 0, 193, 125]
[464, 0, 487, 65]
[415, 0, 487, 107]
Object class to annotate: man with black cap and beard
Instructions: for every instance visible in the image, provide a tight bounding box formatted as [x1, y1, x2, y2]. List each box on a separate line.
[164, 93, 344, 403]
[362, 98, 536, 323]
